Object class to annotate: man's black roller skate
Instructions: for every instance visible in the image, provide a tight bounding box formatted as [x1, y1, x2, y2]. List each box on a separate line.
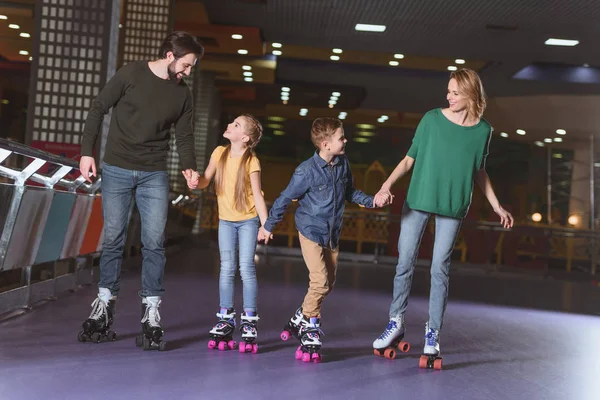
[135, 296, 167, 351]
[78, 288, 117, 343]
[239, 312, 259, 354]
[295, 316, 323, 363]
[208, 309, 237, 351]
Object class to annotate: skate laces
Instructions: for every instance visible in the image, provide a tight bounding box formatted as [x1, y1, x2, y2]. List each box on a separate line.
[377, 320, 398, 340]
[425, 328, 438, 346]
[88, 297, 108, 324]
[240, 315, 258, 333]
[300, 320, 324, 337]
[141, 301, 161, 327]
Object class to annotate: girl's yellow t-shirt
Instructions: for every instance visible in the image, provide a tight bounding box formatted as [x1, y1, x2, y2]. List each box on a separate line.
[211, 146, 261, 221]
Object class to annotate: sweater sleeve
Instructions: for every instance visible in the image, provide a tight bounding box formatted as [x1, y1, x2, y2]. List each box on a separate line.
[174, 90, 197, 170]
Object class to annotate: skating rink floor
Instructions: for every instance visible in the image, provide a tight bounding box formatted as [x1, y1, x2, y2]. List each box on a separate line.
[1, 243, 600, 400]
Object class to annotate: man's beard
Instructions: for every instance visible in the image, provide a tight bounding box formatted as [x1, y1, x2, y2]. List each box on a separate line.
[167, 61, 182, 80]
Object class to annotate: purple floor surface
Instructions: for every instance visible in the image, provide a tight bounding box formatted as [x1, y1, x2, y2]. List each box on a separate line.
[1, 245, 599, 400]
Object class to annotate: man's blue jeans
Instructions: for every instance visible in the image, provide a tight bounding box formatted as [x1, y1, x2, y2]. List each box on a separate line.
[98, 163, 169, 298]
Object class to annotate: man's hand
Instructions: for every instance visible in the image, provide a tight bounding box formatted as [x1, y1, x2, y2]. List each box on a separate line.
[79, 156, 97, 183]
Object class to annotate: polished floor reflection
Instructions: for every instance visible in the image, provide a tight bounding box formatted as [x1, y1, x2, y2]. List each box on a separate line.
[1, 243, 599, 400]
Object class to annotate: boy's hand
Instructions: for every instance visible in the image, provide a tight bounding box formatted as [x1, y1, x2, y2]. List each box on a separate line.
[258, 226, 273, 244]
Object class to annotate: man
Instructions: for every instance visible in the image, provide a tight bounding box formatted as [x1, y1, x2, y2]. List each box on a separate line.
[77, 31, 203, 350]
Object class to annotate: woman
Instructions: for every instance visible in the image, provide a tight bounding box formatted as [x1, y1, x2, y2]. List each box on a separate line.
[372, 69, 513, 364]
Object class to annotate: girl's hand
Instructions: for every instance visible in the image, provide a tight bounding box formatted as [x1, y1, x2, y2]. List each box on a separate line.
[258, 227, 273, 244]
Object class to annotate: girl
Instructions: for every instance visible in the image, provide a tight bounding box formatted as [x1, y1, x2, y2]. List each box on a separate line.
[372, 69, 514, 369]
[191, 114, 267, 353]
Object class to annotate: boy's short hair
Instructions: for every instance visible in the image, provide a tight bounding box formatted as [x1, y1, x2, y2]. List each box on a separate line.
[311, 117, 343, 149]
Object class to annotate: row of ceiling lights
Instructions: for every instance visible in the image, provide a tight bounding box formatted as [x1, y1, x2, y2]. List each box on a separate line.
[231, 33, 468, 71]
[498, 128, 567, 147]
[354, 24, 583, 48]
[241, 64, 253, 82]
[0, 14, 32, 60]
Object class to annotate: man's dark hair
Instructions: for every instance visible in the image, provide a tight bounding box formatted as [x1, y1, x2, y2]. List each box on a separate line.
[159, 31, 204, 59]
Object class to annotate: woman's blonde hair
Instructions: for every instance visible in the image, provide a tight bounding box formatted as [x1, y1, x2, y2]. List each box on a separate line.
[450, 68, 487, 120]
[214, 114, 263, 213]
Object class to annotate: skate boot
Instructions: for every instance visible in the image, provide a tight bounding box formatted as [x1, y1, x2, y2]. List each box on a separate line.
[208, 308, 237, 351]
[418, 322, 443, 370]
[372, 315, 410, 359]
[238, 312, 259, 354]
[135, 296, 167, 351]
[296, 316, 323, 363]
[78, 288, 117, 343]
[280, 307, 304, 341]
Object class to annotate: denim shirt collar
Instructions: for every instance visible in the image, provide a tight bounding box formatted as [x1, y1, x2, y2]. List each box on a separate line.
[312, 151, 340, 168]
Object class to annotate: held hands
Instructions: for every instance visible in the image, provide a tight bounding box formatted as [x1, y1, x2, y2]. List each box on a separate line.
[257, 226, 273, 244]
[374, 186, 394, 208]
[494, 205, 514, 229]
[181, 169, 199, 190]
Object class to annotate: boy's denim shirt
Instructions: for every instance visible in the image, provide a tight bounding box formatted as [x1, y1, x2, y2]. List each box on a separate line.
[264, 152, 374, 249]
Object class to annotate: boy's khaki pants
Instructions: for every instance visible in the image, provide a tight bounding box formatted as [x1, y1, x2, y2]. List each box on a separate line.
[299, 232, 339, 317]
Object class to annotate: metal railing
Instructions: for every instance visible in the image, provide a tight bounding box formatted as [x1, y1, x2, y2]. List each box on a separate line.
[0, 138, 106, 317]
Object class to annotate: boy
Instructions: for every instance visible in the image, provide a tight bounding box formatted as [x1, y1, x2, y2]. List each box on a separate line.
[259, 117, 389, 362]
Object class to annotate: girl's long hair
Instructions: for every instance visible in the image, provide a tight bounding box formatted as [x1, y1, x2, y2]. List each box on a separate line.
[214, 114, 263, 213]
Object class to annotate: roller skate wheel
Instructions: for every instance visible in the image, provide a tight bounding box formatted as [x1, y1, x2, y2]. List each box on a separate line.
[433, 358, 443, 370]
[251, 344, 258, 354]
[135, 334, 143, 347]
[295, 346, 303, 360]
[239, 343, 247, 353]
[302, 352, 311, 363]
[311, 353, 321, 363]
[107, 331, 117, 341]
[384, 348, 396, 360]
[158, 341, 167, 352]
[227, 340, 237, 350]
[419, 355, 428, 369]
[280, 330, 290, 341]
[91, 332, 101, 343]
[373, 348, 381, 357]
[208, 340, 217, 349]
[397, 341, 410, 352]
[218, 341, 227, 351]
[77, 331, 87, 342]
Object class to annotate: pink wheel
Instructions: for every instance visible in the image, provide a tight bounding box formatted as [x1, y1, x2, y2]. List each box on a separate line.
[312, 353, 321, 363]
[302, 352, 311, 363]
[295, 346, 303, 360]
[252, 344, 258, 354]
[218, 341, 227, 351]
[280, 331, 290, 341]
[239, 343, 247, 353]
[228, 340, 237, 350]
[208, 340, 216, 349]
